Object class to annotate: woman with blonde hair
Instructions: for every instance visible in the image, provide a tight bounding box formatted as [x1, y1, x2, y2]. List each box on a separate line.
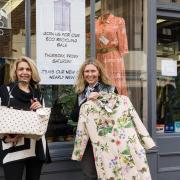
[10, 56, 41, 86]
[74, 59, 112, 94]
[0, 56, 50, 180]
[71, 59, 117, 180]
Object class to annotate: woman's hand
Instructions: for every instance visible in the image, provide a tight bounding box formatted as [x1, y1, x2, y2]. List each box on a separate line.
[30, 98, 42, 110]
[4, 134, 22, 146]
[87, 92, 100, 101]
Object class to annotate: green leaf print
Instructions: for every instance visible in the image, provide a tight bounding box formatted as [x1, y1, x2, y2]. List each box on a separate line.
[117, 111, 134, 128]
[98, 127, 113, 136]
[112, 166, 121, 177]
[124, 121, 133, 128]
[121, 147, 131, 155]
[127, 136, 136, 144]
[120, 146, 135, 167]
[74, 149, 81, 157]
[100, 143, 109, 152]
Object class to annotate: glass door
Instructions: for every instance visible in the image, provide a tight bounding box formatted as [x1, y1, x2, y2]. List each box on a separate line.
[156, 17, 180, 134]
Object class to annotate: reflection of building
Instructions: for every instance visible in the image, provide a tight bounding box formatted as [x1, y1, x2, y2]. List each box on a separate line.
[0, 29, 12, 57]
[0, 9, 8, 28]
[0, 9, 12, 57]
[54, 0, 71, 32]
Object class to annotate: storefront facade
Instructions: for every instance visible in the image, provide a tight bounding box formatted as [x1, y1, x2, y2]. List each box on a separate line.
[0, 0, 180, 179]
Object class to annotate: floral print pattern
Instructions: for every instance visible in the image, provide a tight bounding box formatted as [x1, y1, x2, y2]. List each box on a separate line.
[72, 93, 155, 180]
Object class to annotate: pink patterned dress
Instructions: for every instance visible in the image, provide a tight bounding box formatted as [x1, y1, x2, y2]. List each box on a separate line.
[96, 14, 128, 95]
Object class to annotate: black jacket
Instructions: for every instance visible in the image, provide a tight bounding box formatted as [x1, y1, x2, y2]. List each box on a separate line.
[71, 82, 117, 122]
[0, 83, 51, 164]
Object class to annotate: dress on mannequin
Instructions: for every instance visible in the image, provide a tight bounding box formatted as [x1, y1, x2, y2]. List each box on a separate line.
[96, 13, 128, 95]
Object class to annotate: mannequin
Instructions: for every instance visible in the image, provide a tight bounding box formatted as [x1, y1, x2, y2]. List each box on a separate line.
[95, 12, 128, 95]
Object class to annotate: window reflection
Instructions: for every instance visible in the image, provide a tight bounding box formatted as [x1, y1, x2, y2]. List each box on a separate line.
[95, 0, 148, 125]
[156, 18, 180, 133]
[31, 0, 89, 143]
[0, 0, 25, 84]
[42, 85, 76, 142]
[31, 0, 148, 143]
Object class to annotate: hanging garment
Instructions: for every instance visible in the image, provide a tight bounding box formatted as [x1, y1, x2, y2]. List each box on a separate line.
[96, 13, 128, 95]
[54, 0, 71, 31]
[72, 93, 155, 180]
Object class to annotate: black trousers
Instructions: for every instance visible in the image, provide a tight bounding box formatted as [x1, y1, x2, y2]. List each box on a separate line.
[80, 141, 98, 180]
[3, 157, 43, 180]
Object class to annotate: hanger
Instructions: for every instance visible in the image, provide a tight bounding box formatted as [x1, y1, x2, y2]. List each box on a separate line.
[100, 11, 111, 22]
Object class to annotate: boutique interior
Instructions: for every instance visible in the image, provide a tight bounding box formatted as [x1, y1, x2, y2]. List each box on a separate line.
[156, 17, 180, 133]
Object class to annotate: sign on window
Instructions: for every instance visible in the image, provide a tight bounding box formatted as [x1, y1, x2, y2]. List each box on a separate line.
[36, 0, 85, 84]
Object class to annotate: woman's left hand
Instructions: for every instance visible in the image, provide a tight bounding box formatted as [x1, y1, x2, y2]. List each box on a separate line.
[87, 92, 100, 101]
[30, 98, 42, 110]
[4, 134, 23, 146]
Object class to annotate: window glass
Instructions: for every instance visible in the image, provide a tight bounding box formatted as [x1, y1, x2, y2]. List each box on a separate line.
[31, 0, 89, 143]
[0, 0, 25, 85]
[0, 0, 149, 142]
[95, 0, 148, 126]
[32, 0, 148, 143]
[156, 17, 180, 133]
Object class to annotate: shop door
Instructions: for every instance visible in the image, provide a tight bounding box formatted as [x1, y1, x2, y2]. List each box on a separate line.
[156, 14, 180, 180]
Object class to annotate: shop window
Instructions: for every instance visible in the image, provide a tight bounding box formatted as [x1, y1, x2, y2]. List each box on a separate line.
[0, 0, 150, 143]
[156, 17, 180, 133]
[31, 0, 89, 143]
[31, 0, 148, 143]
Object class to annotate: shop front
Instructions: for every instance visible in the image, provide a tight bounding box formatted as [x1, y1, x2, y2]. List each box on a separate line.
[0, 0, 180, 180]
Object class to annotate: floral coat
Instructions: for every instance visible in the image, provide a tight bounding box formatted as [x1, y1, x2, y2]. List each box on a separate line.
[72, 93, 156, 180]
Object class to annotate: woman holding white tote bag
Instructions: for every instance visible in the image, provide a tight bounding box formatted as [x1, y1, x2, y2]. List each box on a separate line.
[0, 56, 51, 180]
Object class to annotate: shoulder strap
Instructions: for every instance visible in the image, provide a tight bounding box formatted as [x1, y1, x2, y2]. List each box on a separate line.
[6, 86, 11, 107]
[6, 86, 10, 93]
[42, 97, 45, 108]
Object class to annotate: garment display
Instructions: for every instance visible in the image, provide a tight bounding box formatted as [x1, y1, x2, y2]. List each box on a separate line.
[157, 82, 176, 124]
[157, 66, 180, 126]
[96, 13, 128, 95]
[54, 0, 71, 31]
[72, 93, 155, 180]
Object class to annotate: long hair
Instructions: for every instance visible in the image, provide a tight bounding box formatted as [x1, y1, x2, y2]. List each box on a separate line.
[10, 56, 41, 86]
[74, 59, 112, 94]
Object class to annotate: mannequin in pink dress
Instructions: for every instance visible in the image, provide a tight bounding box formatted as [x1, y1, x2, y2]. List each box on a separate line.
[95, 13, 128, 95]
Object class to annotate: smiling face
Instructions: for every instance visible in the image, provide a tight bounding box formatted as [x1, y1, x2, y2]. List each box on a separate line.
[83, 64, 100, 86]
[16, 61, 32, 83]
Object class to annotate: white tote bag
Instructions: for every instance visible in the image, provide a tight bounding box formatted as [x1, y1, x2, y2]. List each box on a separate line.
[0, 106, 51, 139]
[0, 84, 51, 139]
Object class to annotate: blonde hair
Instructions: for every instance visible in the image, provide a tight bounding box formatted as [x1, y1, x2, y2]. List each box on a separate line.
[10, 56, 41, 85]
[74, 59, 111, 94]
